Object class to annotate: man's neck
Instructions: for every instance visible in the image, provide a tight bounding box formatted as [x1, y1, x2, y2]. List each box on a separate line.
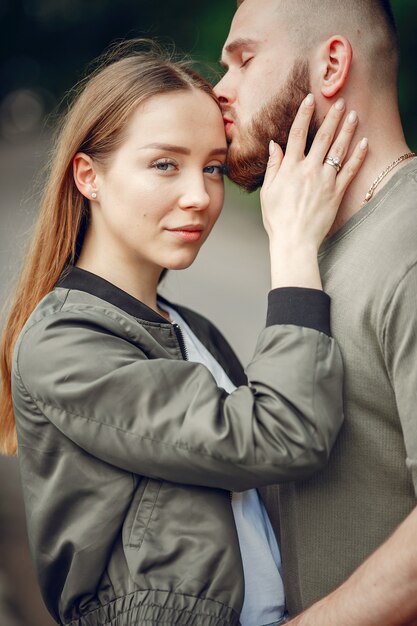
[329, 139, 410, 235]
[327, 111, 411, 237]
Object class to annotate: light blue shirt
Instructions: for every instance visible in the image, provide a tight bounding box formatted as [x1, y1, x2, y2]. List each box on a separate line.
[159, 302, 286, 626]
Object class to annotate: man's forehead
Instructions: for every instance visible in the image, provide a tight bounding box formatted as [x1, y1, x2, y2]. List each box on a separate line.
[222, 1, 284, 56]
[232, 0, 281, 29]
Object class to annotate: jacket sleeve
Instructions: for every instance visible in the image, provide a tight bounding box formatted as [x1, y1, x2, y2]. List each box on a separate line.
[13, 288, 344, 491]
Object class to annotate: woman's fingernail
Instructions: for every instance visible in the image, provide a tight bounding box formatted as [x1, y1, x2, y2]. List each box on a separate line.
[335, 98, 345, 111]
[269, 139, 276, 156]
[305, 93, 315, 106]
[348, 110, 358, 124]
[360, 137, 368, 150]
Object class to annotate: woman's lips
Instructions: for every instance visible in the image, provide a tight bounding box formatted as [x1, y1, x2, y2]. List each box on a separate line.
[167, 228, 204, 242]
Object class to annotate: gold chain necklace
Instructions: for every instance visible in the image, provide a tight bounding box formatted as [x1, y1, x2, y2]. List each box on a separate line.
[361, 152, 416, 206]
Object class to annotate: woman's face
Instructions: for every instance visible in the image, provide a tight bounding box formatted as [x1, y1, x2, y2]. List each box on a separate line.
[85, 89, 227, 279]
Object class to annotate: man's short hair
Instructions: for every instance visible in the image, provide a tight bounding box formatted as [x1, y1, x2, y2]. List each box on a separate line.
[235, 0, 399, 89]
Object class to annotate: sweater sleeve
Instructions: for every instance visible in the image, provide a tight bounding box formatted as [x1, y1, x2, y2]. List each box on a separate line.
[13, 292, 343, 492]
[383, 261, 417, 496]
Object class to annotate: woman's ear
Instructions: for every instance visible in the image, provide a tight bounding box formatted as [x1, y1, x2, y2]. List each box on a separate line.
[317, 36, 353, 99]
[73, 152, 99, 200]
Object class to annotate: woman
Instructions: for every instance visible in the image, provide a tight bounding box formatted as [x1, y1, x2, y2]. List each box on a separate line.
[0, 42, 366, 626]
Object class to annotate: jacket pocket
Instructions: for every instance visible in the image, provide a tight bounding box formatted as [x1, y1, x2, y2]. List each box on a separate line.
[124, 477, 163, 548]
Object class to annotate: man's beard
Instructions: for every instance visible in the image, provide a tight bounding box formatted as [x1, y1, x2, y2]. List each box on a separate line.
[226, 59, 320, 192]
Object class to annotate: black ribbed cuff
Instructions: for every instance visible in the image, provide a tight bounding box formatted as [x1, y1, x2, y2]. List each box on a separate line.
[266, 287, 331, 336]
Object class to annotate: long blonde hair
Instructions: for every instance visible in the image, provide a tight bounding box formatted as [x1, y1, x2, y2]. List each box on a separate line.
[0, 40, 219, 455]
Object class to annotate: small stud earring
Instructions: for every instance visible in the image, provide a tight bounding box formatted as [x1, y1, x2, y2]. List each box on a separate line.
[91, 191, 97, 199]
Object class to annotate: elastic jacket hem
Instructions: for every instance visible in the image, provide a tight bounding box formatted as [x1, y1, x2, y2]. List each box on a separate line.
[67, 589, 240, 626]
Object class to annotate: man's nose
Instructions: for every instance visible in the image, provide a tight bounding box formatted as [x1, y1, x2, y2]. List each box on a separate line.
[214, 72, 235, 105]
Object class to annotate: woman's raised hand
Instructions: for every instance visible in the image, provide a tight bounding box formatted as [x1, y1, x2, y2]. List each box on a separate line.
[260, 94, 368, 290]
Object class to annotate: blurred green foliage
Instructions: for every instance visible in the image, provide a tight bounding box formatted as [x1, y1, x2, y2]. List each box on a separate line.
[392, 0, 417, 149]
[0, 1, 235, 104]
[0, 0, 415, 147]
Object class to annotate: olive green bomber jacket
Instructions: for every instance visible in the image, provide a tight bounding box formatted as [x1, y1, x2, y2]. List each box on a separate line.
[12, 267, 343, 626]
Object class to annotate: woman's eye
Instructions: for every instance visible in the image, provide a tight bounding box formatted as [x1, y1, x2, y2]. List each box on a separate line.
[152, 160, 177, 172]
[204, 165, 226, 176]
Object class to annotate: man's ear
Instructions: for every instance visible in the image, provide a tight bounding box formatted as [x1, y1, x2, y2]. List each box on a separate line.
[73, 152, 99, 200]
[318, 36, 353, 99]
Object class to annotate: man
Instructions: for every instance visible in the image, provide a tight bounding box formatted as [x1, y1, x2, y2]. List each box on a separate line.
[215, 1, 417, 624]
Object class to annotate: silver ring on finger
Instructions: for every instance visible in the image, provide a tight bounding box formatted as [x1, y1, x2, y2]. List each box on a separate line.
[324, 155, 342, 173]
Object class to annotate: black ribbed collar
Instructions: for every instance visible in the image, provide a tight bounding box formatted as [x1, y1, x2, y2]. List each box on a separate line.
[57, 266, 170, 324]
[57, 265, 247, 387]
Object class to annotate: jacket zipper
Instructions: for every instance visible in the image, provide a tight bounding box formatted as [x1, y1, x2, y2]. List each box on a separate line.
[173, 323, 188, 361]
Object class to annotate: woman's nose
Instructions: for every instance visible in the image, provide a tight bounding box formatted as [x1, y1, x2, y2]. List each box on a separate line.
[178, 180, 211, 211]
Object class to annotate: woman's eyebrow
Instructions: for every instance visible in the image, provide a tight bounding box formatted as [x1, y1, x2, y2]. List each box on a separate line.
[208, 148, 228, 157]
[140, 143, 190, 154]
[140, 144, 227, 157]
